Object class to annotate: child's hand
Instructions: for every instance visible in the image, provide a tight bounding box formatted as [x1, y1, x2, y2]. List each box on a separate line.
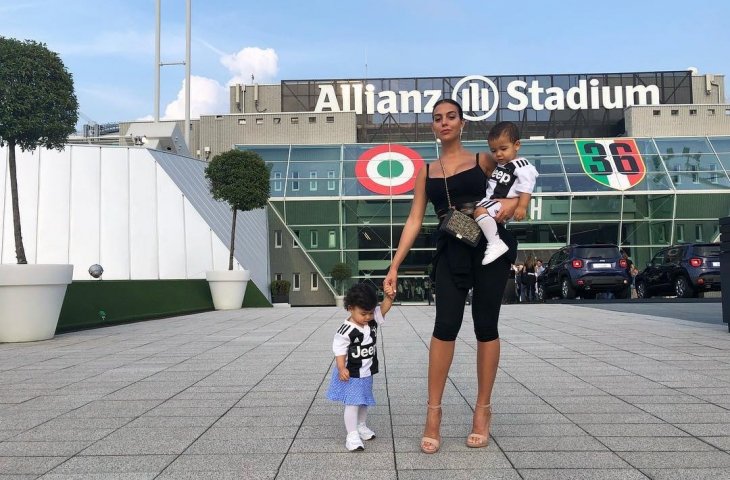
[384, 284, 396, 299]
[513, 206, 527, 221]
[338, 367, 350, 382]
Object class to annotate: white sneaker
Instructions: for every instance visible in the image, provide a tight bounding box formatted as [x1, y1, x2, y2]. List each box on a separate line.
[357, 422, 375, 440]
[482, 239, 509, 265]
[346, 431, 364, 451]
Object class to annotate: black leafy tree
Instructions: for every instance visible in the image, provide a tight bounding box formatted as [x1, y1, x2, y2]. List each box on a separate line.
[0, 37, 79, 264]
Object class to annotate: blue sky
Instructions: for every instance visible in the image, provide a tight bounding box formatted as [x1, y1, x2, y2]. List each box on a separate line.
[3, 0, 729, 126]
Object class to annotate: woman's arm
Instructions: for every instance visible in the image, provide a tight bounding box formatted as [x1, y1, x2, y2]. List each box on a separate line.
[478, 152, 518, 222]
[384, 167, 428, 291]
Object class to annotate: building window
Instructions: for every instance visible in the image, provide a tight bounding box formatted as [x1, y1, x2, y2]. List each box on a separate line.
[238, 118, 247, 125]
[690, 165, 699, 184]
[671, 165, 681, 185]
[291, 171, 299, 191]
[311, 273, 318, 291]
[689, 109, 697, 116]
[291, 117, 299, 124]
[326, 116, 335, 123]
[293, 273, 301, 291]
[670, 110, 679, 116]
[652, 110, 661, 116]
[310, 171, 317, 191]
[695, 224, 703, 241]
[274, 273, 282, 281]
[725, 109, 730, 116]
[676, 224, 685, 243]
[256, 118, 264, 125]
[310, 230, 319, 248]
[273, 117, 281, 124]
[327, 170, 336, 190]
[708, 108, 716, 115]
[328, 230, 337, 248]
[309, 116, 316, 124]
[293, 230, 300, 248]
[273, 172, 282, 192]
[709, 164, 718, 184]
[274, 230, 282, 248]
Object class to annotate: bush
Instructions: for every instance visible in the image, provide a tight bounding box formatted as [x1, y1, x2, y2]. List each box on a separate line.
[270, 279, 291, 296]
[330, 262, 352, 295]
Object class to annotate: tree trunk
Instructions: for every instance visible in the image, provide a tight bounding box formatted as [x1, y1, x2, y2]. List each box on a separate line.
[8, 141, 27, 264]
[228, 208, 237, 270]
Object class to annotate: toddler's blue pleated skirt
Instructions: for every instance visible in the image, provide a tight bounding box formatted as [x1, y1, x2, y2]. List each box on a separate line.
[326, 368, 376, 406]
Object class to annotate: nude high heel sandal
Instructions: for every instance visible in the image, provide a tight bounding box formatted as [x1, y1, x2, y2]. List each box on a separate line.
[420, 403, 442, 454]
[466, 403, 492, 448]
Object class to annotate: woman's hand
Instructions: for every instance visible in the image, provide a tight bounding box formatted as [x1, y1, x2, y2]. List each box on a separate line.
[384, 269, 398, 298]
[494, 197, 519, 223]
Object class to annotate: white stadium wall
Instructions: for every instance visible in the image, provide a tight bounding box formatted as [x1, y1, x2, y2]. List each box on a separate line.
[1, 145, 269, 294]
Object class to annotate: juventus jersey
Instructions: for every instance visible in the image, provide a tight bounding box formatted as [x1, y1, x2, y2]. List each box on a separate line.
[332, 306, 385, 378]
[486, 157, 538, 200]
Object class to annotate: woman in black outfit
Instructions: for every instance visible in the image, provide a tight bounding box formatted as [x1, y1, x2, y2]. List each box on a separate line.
[384, 99, 518, 453]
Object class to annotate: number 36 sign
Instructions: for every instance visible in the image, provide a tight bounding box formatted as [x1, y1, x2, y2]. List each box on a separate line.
[575, 139, 646, 191]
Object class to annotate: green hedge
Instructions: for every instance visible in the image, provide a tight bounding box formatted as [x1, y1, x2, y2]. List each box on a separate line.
[57, 279, 271, 333]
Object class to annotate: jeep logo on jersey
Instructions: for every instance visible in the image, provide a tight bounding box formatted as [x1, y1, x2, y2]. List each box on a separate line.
[575, 139, 646, 191]
[356, 144, 424, 195]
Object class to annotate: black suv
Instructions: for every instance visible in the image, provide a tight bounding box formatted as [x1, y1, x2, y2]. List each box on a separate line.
[635, 243, 721, 298]
[538, 244, 631, 300]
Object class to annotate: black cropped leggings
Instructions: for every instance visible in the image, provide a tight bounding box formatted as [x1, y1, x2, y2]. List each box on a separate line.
[433, 254, 511, 342]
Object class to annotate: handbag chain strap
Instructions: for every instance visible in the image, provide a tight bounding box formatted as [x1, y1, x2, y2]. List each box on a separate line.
[437, 156, 454, 210]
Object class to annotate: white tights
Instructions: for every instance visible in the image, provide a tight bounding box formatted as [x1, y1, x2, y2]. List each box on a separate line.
[344, 405, 368, 433]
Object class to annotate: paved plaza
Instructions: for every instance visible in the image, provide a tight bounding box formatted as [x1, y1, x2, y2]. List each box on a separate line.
[1, 303, 730, 479]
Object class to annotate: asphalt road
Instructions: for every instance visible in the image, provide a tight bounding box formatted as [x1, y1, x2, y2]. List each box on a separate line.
[572, 300, 725, 325]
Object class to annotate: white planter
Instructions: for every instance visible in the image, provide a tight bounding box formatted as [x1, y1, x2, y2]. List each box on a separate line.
[206, 269, 250, 310]
[334, 295, 345, 308]
[0, 264, 74, 343]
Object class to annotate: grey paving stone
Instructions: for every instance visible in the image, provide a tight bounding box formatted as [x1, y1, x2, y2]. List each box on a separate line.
[163, 453, 283, 473]
[600, 436, 719, 452]
[641, 468, 730, 479]
[80, 426, 207, 455]
[0, 441, 93, 457]
[618, 451, 730, 468]
[505, 451, 630, 468]
[700, 436, 730, 451]
[581, 423, 689, 437]
[46, 455, 174, 474]
[39, 474, 156, 480]
[495, 436, 608, 452]
[0, 456, 66, 475]
[398, 470, 520, 480]
[517, 469, 649, 480]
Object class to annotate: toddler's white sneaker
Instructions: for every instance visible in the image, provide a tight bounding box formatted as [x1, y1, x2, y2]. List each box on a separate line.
[346, 431, 364, 451]
[357, 422, 376, 440]
[482, 239, 509, 265]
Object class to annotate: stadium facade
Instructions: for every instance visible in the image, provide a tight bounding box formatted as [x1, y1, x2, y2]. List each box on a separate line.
[115, 70, 730, 305]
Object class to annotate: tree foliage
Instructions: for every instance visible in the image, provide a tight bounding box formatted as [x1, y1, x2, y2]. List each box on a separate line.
[205, 149, 270, 212]
[0, 37, 79, 264]
[205, 149, 270, 270]
[330, 262, 352, 295]
[0, 37, 78, 152]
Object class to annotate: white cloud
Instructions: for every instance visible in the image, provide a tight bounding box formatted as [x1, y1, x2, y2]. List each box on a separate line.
[158, 46, 279, 119]
[221, 47, 278, 85]
[162, 75, 227, 120]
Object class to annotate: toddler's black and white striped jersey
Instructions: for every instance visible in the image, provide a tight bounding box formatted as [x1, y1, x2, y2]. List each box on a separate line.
[484, 157, 538, 200]
[332, 306, 385, 378]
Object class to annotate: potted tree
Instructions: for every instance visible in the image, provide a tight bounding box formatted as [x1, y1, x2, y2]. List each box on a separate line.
[204, 149, 270, 309]
[270, 279, 291, 306]
[0, 37, 78, 342]
[330, 262, 352, 308]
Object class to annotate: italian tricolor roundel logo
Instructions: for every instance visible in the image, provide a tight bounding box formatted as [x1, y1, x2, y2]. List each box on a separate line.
[575, 138, 646, 191]
[356, 144, 425, 195]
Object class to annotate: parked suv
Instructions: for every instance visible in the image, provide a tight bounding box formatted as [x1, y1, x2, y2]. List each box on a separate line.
[537, 244, 631, 300]
[635, 243, 721, 298]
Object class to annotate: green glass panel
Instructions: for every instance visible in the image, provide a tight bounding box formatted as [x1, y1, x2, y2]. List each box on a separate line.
[569, 222, 619, 244]
[621, 194, 674, 220]
[571, 196, 622, 221]
[675, 194, 730, 219]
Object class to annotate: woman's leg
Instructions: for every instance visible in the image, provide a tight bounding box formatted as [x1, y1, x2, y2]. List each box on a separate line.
[423, 337, 455, 441]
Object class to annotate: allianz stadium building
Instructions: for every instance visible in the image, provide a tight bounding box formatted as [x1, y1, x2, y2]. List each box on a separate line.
[119, 69, 730, 305]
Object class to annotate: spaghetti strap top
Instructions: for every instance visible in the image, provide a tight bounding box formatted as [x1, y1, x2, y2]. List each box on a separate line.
[425, 153, 487, 215]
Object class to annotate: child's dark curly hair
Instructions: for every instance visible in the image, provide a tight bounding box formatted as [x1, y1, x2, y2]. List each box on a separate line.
[344, 283, 377, 311]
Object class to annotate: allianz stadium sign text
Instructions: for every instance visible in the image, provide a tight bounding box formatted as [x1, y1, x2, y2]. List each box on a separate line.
[314, 75, 660, 121]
